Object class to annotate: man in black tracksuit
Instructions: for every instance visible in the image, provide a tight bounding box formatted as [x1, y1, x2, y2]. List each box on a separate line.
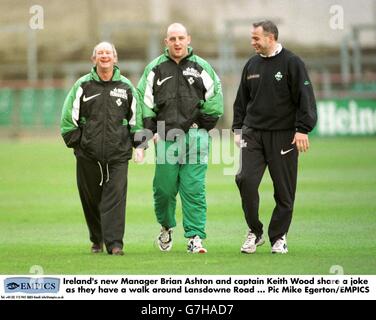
[61, 42, 143, 255]
[232, 20, 317, 254]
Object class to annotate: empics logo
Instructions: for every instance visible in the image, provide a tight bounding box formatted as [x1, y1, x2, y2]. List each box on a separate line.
[6, 282, 20, 290]
[4, 277, 60, 294]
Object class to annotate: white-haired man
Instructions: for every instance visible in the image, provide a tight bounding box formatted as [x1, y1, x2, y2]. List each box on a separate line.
[61, 42, 143, 256]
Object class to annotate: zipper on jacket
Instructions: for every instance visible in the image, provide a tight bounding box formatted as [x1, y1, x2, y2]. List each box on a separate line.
[101, 82, 108, 164]
[176, 63, 180, 129]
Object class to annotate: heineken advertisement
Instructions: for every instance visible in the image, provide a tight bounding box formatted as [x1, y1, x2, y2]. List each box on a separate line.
[315, 99, 376, 136]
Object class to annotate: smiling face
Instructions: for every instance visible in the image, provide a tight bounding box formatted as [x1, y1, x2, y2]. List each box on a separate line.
[251, 26, 275, 56]
[91, 42, 117, 73]
[165, 23, 191, 63]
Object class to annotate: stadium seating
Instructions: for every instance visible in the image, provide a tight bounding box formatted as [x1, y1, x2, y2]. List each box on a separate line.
[0, 88, 13, 126]
[0, 88, 67, 128]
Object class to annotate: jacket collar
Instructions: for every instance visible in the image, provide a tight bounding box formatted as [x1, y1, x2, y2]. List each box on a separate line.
[164, 46, 193, 61]
[91, 65, 121, 82]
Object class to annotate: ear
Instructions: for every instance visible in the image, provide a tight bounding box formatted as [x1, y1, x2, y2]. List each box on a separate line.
[91, 57, 96, 65]
[187, 35, 191, 45]
[164, 38, 168, 46]
[113, 56, 118, 63]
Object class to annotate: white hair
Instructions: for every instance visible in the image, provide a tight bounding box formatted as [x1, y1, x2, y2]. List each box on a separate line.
[91, 41, 118, 59]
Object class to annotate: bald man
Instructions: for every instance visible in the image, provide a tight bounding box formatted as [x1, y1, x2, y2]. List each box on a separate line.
[61, 42, 144, 256]
[138, 23, 224, 253]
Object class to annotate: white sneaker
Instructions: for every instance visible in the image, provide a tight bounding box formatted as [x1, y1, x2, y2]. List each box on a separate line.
[241, 230, 265, 254]
[271, 235, 288, 254]
[157, 227, 173, 251]
[187, 235, 207, 253]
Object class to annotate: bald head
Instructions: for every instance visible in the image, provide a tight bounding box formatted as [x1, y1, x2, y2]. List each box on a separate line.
[164, 22, 191, 63]
[166, 23, 188, 37]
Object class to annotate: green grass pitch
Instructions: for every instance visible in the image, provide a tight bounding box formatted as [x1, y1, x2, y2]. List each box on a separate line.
[0, 136, 375, 275]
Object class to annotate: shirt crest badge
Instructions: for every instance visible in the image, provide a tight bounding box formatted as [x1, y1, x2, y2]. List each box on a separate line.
[275, 71, 283, 81]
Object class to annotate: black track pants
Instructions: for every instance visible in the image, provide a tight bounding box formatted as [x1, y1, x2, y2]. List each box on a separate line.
[76, 157, 128, 253]
[235, 128, 298, 244]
